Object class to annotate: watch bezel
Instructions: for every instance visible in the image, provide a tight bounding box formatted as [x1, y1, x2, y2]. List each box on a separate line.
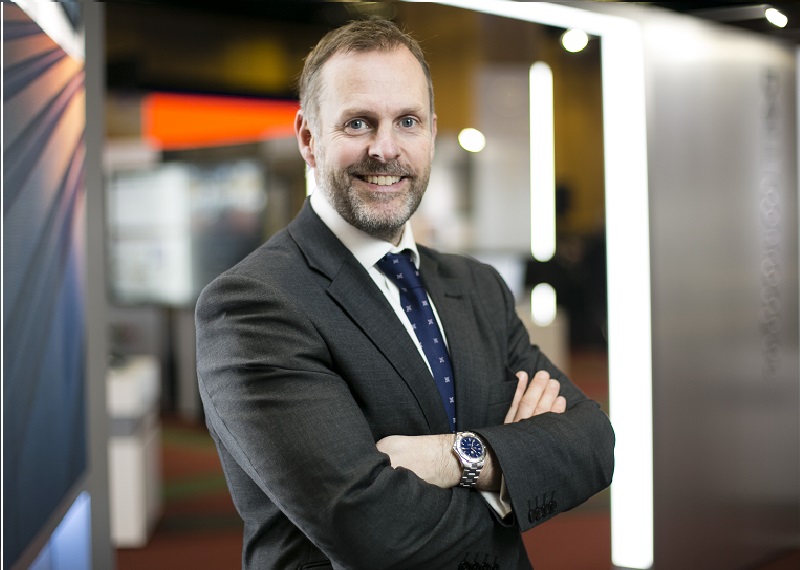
[453, 431, 486, 467]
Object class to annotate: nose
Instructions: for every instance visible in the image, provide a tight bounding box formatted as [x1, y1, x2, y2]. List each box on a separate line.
[368, 125, 401, 162]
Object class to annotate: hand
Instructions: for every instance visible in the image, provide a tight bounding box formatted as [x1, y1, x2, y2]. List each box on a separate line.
[504, 370, 566, 424]
[376, 434, 460, 488]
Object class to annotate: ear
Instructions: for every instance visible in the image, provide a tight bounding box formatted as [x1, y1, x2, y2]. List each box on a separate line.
[294, 110, 317, 169]
[430, 113, 438, 160]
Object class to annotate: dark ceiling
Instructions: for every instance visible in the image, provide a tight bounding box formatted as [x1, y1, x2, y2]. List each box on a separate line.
[140, 1, 800, 43]
[647, 1, 800, 43]
[106, 1, 799, 99]
[134, 0, 387, 26]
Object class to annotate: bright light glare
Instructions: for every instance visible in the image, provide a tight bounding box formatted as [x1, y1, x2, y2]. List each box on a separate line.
[458, 128, 487, 152]
[561, 28, 589, 52]
[531, 283, 557, 326]
[529, 62, 556, 262]
[13, 0, 85, 60]
[765, 7, 788, 28]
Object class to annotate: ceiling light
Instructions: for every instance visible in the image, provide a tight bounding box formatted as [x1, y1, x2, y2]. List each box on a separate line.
[531, 283, 557, 326]
[765, 7, 788, 28]
[561, 28, 589, 52]
[458, 128, 486, 152]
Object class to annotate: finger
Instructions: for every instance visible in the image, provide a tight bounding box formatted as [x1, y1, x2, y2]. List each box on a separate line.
[552, 395, 567, 414]
[504, 371, 529, 424]
[514, 370, 550, 421]
[533, 379, 562, 415]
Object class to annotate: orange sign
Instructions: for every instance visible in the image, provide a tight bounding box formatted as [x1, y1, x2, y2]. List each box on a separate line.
[142, 92, 299, 150]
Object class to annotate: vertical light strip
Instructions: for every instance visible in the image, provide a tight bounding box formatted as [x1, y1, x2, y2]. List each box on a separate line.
[529, 62, 556, 262]
[601, 21, 653, 570]
[405, 1, 654, 568]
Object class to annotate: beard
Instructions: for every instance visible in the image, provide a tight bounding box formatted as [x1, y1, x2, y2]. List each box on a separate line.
[318, 156, 430, 243]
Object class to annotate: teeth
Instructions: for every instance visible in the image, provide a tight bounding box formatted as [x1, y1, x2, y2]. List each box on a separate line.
[365, 175, 401, 186]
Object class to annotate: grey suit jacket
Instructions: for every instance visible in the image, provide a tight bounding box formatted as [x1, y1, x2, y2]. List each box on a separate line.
[195, 201, 615, 569]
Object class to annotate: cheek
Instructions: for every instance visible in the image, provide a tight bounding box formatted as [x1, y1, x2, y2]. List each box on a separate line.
[408, 140, 434, 168]
[323, 136, 364, 168]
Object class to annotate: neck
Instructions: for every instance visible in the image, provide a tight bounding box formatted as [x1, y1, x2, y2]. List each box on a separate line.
[368, 226, 404, 246]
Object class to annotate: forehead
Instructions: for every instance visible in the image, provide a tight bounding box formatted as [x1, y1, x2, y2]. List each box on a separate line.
[318, 47, 430, 117]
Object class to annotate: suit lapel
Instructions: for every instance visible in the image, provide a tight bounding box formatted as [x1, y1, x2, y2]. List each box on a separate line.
[420, 251, 490, 431]
[288, 202, 451, 433]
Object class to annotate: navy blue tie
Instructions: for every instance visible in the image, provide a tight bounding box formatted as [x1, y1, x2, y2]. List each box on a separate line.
[377, 250, 456, 432]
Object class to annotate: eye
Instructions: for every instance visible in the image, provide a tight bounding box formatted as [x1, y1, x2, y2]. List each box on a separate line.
[399, 117, 418, 128]
[346, 118, 368, 131]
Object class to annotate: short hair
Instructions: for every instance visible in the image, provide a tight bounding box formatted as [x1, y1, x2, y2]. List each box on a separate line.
[298, 18, 434, 129]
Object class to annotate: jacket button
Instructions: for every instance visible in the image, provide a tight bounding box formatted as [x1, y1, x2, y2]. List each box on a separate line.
[470, 563, 481, 570]
[535, 507, 543, 520]
[528, 508, 535, 523]
[549, 500, 557, 512]
[458, 563, 470, 570]
[491, 565, 500, 570]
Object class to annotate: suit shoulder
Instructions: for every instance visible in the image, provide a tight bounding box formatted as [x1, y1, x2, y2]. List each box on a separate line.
[238, 224, 307, 271]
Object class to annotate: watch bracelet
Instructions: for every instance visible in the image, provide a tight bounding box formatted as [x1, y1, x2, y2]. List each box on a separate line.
[459, 466, 481, 487]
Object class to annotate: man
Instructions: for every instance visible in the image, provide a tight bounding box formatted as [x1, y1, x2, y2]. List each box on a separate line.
[196, 18, 614, 570]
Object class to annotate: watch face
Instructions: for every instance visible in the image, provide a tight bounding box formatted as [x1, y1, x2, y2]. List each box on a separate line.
[459, 436, 484, 459]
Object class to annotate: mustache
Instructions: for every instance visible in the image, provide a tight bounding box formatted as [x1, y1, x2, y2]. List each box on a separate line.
[347, 158, 413, 177]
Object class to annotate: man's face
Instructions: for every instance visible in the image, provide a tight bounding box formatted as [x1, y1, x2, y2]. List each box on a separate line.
[305, 47, 437, 243]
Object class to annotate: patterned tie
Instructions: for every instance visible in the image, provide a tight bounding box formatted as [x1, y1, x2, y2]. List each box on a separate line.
[376, 250, 456, 432]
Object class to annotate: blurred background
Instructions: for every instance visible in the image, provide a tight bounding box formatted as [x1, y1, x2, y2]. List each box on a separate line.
[3, 1, 800, 569]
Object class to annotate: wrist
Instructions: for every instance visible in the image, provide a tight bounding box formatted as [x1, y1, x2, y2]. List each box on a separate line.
[441, 435, 462, 487]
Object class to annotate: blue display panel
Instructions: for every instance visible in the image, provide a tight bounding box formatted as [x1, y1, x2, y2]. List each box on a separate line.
[2, 4, 88, 567]
[28, 493, 91, 570]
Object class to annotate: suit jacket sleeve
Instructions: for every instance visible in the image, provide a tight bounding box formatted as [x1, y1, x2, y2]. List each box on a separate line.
[196, 270, 528, 570]
[471, 265, 615, 531]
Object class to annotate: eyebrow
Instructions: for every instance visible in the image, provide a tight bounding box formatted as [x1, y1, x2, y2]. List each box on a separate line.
[339, 106, 427, 120]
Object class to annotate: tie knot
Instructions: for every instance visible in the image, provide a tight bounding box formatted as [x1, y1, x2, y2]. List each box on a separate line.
[376, 250, 423, 289]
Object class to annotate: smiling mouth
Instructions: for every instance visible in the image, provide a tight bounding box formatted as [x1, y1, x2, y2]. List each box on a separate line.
[357, 175, 403, 186]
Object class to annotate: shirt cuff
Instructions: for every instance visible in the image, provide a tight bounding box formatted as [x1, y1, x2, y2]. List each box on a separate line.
[479, 476, 513, 519]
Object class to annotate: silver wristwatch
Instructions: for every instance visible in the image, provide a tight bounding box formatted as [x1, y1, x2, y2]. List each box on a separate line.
[452, 431, 487, 488]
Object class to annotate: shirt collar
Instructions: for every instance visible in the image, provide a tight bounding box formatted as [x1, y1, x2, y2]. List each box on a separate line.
[309, 188, 420, 269]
